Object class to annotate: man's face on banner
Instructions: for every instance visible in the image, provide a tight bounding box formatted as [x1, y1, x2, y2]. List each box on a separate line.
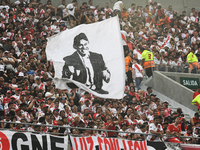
[77, 39, 89, 56]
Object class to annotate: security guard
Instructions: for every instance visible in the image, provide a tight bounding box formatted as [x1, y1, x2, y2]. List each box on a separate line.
[125, 51, 133, 85]
[141, 47, 155, 77]
[192, 94, 200, 112]
[187, 48, 199, 73]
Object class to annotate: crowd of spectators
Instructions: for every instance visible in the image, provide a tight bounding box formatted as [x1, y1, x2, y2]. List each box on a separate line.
[0, 0, 200, 144]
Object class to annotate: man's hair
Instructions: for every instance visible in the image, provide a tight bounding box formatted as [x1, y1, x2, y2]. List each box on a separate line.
[140, 124, 146, 129]
[154, 116, 159, 120]
[155, 98, 160, 103]
[73, 33, 89, 49]
[147, 87, 152, 91]
[8, 102, 13, 106]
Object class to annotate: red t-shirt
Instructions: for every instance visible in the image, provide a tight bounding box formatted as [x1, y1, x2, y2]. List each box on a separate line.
[3, 97, 10, 105]
[128, 92, 139, 100]
[192, 117, 200, 124]
[167, 123, 182, 133]
[119, 120, 129, 127]
[104, 121, 116, 137]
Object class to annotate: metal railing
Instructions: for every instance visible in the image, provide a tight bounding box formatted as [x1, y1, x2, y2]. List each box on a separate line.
[1, 121, 200, 140]
[154, 64, 200, 74]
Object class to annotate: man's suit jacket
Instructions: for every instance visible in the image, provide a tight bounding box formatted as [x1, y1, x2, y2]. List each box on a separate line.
[62, 51, 109, 89]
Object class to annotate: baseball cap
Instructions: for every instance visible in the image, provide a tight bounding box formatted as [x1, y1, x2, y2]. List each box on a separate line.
[84, 99, 89, 102]
[42, 105, 48, 109]
[93, 113, 100, 120]
[10, 96, 16, 100]
[61, 97, 66, 100]
[34, 76, 41, 80]
[15, 88, 20, 91]
[164, 100, 169, 104]
[53, 108, 59, 112]
[20, 91, 26, 96]
[6, 90, 12, 94]
[18, 72, 24, 77]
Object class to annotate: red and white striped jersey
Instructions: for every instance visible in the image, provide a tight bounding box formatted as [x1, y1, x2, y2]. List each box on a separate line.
[132, 63, 143, 78]
[32, 83, 45, 90]
[21, 110, 31, 122]
[133, 49, 142, 60]
[0, 22, 5, 29]
[147, 123, 163, 141]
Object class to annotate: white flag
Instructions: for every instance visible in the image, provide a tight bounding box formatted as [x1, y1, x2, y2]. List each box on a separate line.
[46, 17, 125, 99]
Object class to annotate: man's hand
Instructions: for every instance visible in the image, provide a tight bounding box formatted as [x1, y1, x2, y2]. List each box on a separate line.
[160, 132, 163, 138]
[103, 70, 110, 83]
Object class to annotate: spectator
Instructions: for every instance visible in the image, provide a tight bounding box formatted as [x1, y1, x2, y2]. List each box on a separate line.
[190, 112, 200, 126]
[193, 86, 200, 99]
[187, 48, 199, 73]
[134, 124, 147, 140]
[167, 116, 182, 143]
[113, 0, 123, 19]
[132, 59, 144, 90]
[147, 116, 163, 141]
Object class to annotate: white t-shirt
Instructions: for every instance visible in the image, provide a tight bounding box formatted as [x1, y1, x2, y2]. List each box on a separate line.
[66, 3, 75, 16]
[0, 64, 4, 71]
[0, 5, 9, 12]
[45, 92, 58, 99]
[113, 1, 123, 11]
[135, 128, 147, 139]
[32, 48, 41, 55]
[118, 129, 128, 137]
[147, 123, 163, 141]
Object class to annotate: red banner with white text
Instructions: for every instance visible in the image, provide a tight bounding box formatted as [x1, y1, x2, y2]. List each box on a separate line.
[70, 136, 147, 150]
[0, 130, 68, 150]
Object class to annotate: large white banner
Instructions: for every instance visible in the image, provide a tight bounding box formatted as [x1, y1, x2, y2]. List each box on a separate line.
[0, 130, 68, 150]
[70, 135, 148, 150]
[46, 17, 125, 99]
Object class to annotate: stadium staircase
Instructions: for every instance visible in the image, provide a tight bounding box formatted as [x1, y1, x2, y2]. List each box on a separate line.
[141, 71, 196, 121]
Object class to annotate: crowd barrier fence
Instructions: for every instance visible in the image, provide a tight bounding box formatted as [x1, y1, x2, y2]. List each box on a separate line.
[0, 121, 200, 140]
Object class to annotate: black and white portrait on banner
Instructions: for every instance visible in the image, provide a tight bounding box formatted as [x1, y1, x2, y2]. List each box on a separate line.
[46, 17, 125, 99]
[62, 33, 111, 94]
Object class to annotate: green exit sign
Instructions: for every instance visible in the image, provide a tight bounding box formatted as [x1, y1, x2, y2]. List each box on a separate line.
[180, 77, 199, 89]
